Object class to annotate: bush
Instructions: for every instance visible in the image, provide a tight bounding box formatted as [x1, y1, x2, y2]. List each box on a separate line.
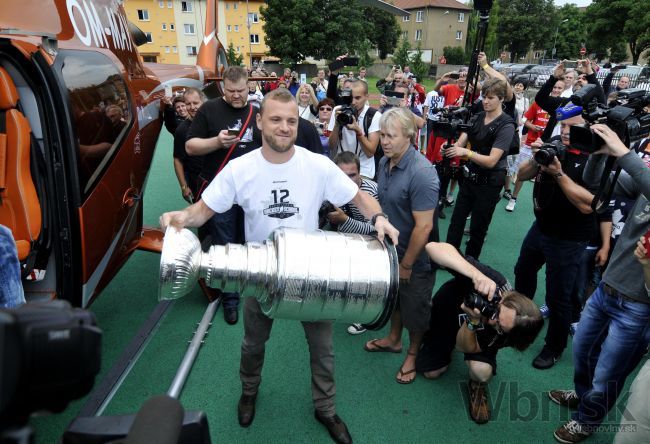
[443, 46, 466, 65]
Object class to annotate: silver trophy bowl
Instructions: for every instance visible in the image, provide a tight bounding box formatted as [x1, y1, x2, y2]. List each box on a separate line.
[159, 227, 398, 330]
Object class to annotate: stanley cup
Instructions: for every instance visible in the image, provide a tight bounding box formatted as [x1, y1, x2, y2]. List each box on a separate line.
[159, 227, 398, 330]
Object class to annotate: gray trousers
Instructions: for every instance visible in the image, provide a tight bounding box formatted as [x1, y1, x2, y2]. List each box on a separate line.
[239, 298, 336, 416]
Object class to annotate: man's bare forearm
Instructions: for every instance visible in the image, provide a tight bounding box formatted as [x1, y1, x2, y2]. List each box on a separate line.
[186, 137, 222, 156]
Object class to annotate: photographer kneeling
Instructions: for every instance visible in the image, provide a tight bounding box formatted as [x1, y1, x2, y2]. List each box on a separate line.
[416, 242, 543, 424]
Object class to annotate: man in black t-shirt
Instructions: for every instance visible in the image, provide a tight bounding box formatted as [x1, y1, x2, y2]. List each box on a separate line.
[185, 66, 262, 324]
[416, 242, 543, 424]
[173, 88, 205, 202]
[513, 113, 597, 370]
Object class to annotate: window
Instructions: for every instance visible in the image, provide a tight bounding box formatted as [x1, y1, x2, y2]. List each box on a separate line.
[456, 30, 462, 40]
[415, 29, 422, 41]
[181, 1, 193, 12]
[162, 23, 167, 31]
[164, 46, 170, 53]
[142, 55, 157, 63]
[416, 10, 423, 22]
[250, 34, 259, 44]
[458, 12, 465, 22]
[227, 25, 231, 32]
[225, 3, 229, 9]
[172, 46, 177, 53]
[402, 31, 408, 40]
[137, 9, 149, 21]
[59, 50, 132, 197]
[158, 1, 164, 7]
[233, 2, 238, 9]
[167, 1, 172, 7]
[236, 46, 240, 52]
[248, 12, 259, 23]
[403, 15, 409, 22]
[144, 32, 152, 43]
[184, 23, 195, 35]
[170, 23, 175, 31]
[234, 25, 239, 32]
[186, 46, 197, 56]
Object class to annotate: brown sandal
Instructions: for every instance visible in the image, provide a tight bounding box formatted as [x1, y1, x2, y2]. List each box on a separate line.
[364, 339, 402, 354]
[396, 351, 417, 384]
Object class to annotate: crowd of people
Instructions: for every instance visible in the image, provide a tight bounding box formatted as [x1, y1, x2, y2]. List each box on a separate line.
[155, 56, 650, 444]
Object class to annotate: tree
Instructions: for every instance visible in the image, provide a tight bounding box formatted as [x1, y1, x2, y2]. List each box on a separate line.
[552, 4, 588, 60]
[357, 39, 374, 68]
[585, 0, 650, 64]
[409, 44, 429, 80]
[496, 0, 556, 62]
[443, 46, 466, 65]
[260, 0, 400, 64]
[362, 6, 400, 61]
[392, 37, 411, 70]
[609, 41, 628, 63]
[226, 42, 243, 66]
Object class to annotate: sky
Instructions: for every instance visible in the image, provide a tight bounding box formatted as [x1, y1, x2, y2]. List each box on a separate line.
[553, 0, 592, 6]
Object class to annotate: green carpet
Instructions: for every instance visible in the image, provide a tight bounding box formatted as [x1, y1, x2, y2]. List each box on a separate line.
[31, 131, 635, 443]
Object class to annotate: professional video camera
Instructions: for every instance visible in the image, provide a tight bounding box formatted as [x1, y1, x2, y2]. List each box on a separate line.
[534, 140, 566, 166]
[568, 84, 650, 153]
[464, 292, 502, 320]
[0, 300, 101, 439]
[430, 106, 472, 140]
[336, 88, 356, 126]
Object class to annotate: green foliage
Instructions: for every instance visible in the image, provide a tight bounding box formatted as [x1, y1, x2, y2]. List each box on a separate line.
[552, 4, 588, 60]
[496, 0, 556, 61]
[392, 37, 411, 70]
[409, 43, 429, 80]
[609, 41, 628, 63]
[226, 42, 243, 66]
[443, 46, 466, 65]
[260, 0, 399, 64]
[362, 6, 401, 61]
[357, 39, 374, 68]
[585, 0, 650, 64]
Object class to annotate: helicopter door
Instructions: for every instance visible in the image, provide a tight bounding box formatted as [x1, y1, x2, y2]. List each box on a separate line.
[55, 50, 140, 306]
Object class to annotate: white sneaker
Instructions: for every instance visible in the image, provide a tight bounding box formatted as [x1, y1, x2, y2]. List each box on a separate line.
[505, 198, 517, 212]
[570, 322, 579, 336]
[540, 304, 550, 319]
[446, 195, 455, 205]
[347, 323, 366, 335]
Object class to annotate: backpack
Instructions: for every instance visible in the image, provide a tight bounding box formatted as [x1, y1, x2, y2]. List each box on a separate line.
[364, 107, 383, 180]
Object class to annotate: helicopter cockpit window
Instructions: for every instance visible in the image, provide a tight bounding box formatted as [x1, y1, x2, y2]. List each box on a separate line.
[59, 51, 131, 196]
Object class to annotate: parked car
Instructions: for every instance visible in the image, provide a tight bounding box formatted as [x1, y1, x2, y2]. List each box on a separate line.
[513, 65, 554, 88]
[596, 65, 650, 89]
[503, 64, 536, 81]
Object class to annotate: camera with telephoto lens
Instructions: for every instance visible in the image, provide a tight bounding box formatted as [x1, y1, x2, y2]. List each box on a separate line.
[464, 292, 502, 320]
[336, 89, 357, 126]
[567, 85, 650, 153]
[534, 140, 567, 166]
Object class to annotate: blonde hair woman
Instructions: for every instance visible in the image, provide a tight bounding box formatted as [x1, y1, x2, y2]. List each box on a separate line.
[296, 83, 318, 122]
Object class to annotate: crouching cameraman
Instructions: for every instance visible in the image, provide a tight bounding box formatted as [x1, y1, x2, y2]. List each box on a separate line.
[416, 242, 543, 424]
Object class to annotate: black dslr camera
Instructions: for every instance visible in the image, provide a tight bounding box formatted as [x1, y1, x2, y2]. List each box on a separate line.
[336, 89, 357, 126]
[534, 140, 566, 166]
[464, 292, 502, 320]
[568, 85, 650, 152]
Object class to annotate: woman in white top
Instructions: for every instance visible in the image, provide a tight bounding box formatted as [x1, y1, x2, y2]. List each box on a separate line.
[296, 83, 319, 122]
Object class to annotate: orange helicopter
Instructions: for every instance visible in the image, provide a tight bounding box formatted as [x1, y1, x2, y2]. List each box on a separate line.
[0, 0, 406, 308]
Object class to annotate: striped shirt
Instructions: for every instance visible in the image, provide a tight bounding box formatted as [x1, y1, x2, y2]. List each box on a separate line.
[338, 178, 378, 235]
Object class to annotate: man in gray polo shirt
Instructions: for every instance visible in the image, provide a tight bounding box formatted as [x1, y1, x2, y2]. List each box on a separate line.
[363, 107, 439, 385]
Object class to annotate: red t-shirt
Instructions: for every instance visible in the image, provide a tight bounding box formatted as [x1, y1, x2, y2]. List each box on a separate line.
[439, 84, 465, 107]
[524, 101, 550, 145]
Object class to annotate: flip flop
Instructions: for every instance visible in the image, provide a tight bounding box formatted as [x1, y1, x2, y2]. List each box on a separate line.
[396, 366, 416, 384]
[363, 339, 402, 354]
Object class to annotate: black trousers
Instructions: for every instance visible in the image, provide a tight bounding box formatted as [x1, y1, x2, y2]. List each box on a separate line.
[446, 180, 502, 259]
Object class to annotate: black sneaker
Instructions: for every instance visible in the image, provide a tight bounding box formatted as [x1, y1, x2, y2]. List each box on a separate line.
[533, 347, 561, 369]
[502, 190, 513, 200]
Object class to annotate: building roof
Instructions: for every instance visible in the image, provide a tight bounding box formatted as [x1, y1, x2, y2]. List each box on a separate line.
[393, 0, 472, 11]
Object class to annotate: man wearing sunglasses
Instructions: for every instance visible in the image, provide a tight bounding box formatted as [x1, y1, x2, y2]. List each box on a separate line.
[416, 242, 544, 424]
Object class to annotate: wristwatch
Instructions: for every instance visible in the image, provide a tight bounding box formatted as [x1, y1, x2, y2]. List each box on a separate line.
[466, 319, 484, 331]
[371, 212, 389, 225]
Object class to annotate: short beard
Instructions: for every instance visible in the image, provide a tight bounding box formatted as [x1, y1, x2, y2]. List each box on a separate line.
[264, 133, 295, 153]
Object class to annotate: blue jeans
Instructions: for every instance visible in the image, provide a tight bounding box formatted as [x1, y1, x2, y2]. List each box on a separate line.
[207, 205, 244, 309]
[572, 282, 650, 426]
[0, 225, 25, 308]
[514, 222, 586, 354]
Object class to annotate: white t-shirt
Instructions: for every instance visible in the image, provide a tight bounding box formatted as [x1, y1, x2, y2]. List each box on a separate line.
[298, 104, 317, 122]
[425, 91, 445, 121]
[202, 146, 359, 242]
[327, 103, 381, 178]
[560, 88, 573, 98]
